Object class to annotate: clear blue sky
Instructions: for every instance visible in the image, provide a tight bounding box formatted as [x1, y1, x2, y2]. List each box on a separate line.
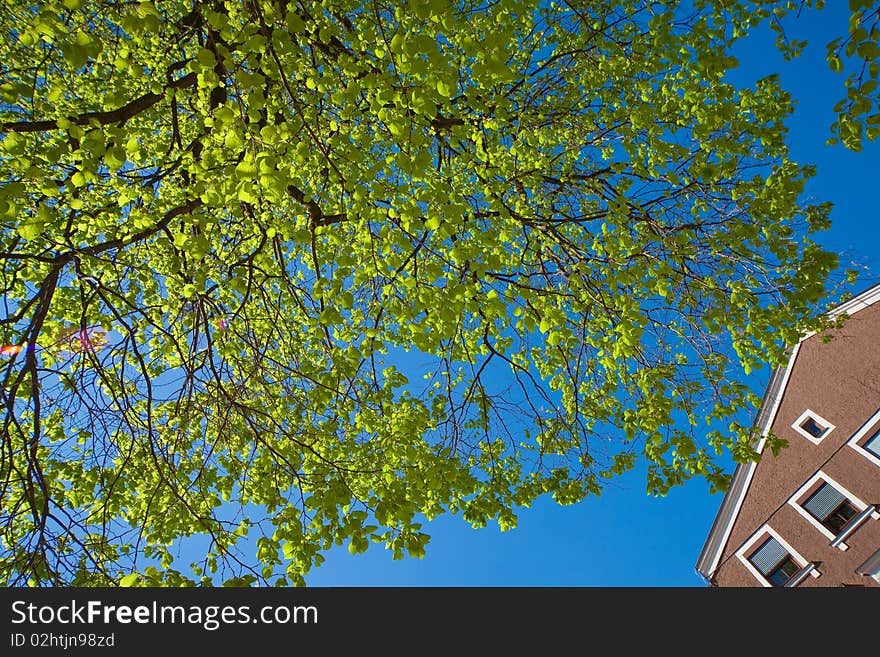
[305, 4, 880, 586]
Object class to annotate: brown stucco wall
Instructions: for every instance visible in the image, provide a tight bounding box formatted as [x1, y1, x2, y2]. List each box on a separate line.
[712, 300, 880, 587]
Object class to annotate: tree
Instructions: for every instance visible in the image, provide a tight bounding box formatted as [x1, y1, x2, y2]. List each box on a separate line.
[765, 0, 880, 151]
[0, 0, 859, 586]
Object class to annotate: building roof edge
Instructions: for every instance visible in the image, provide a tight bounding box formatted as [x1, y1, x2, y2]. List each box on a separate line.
[695, 281, 880, 581]
[694, 362, 789, 578]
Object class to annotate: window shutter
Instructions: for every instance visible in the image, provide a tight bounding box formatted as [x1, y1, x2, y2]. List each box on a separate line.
[803, 483, 846, 521]
[749, 538, 788, 576]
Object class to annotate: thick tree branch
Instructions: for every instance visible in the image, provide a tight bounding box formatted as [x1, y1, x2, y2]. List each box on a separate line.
[1, 72, 197, 134]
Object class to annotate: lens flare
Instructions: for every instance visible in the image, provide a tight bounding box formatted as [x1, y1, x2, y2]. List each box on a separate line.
[1, 345, 22, 356]
[60, 327, 108, 354]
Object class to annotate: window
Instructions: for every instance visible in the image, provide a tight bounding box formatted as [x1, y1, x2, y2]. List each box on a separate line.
[802, 482, 859, 534]
[735, 526, 820, 586]
[791, 410, 835, 444]
[789, 471, 879, 549]
[801, 417, 828, 439]
[748, 537, 800, 587]
[847, 410, 880, 468]
[863, 428, 880, 459]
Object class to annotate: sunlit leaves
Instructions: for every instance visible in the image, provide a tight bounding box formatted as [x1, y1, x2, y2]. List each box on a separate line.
[0, 0, 847, 587]
[803, 1, 880, 149]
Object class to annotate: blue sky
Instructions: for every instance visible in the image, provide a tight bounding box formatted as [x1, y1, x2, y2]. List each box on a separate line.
[304, 4, 880, 586]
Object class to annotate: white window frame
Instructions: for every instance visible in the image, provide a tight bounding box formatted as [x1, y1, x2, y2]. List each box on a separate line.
[847, 408, 880, 469]
[787, 471, 878, 550]
[735, 525, 820, 587]
[791, 409, 835, 444]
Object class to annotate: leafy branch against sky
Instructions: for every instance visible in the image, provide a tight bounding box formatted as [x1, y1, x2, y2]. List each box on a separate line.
[0, 0, 872, 586]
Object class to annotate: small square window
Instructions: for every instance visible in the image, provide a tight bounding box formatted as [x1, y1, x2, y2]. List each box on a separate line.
[800, 417, 828, 439]
[792, 410, 835, 444]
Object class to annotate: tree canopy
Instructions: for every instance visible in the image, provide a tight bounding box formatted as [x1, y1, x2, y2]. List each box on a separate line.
[0, 0, 871, 586]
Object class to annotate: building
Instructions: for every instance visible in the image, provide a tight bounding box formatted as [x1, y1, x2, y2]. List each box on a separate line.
[696, 283, 880, 587]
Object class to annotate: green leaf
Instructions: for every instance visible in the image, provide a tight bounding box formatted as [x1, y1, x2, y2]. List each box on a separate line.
[105, 146, 126, 171]
[436, 79, 454, 98]
[286, 11, 305, 33]
[235, 160, 258, 179]
[119, 573, 139, 587]
[16, 221, 45, 240]
[197, 48, 216, 68]
[828, 55, 843, 73]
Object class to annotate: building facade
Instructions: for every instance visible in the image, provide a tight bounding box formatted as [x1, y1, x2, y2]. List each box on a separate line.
[696, 283, 880, 587]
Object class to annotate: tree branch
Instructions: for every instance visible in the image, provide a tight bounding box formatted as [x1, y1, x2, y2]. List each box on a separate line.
[1, 72, 197, 134]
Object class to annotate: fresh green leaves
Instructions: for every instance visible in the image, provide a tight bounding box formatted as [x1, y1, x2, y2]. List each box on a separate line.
[822, 3, 880, 149]
[0, 0, 846, 587]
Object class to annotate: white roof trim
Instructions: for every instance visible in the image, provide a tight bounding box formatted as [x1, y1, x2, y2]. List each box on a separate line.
[696, 282, 880, 581]
[800, 281, 880, 342]
[699, 342, 800, 579]
[827, 282, 880, 319]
